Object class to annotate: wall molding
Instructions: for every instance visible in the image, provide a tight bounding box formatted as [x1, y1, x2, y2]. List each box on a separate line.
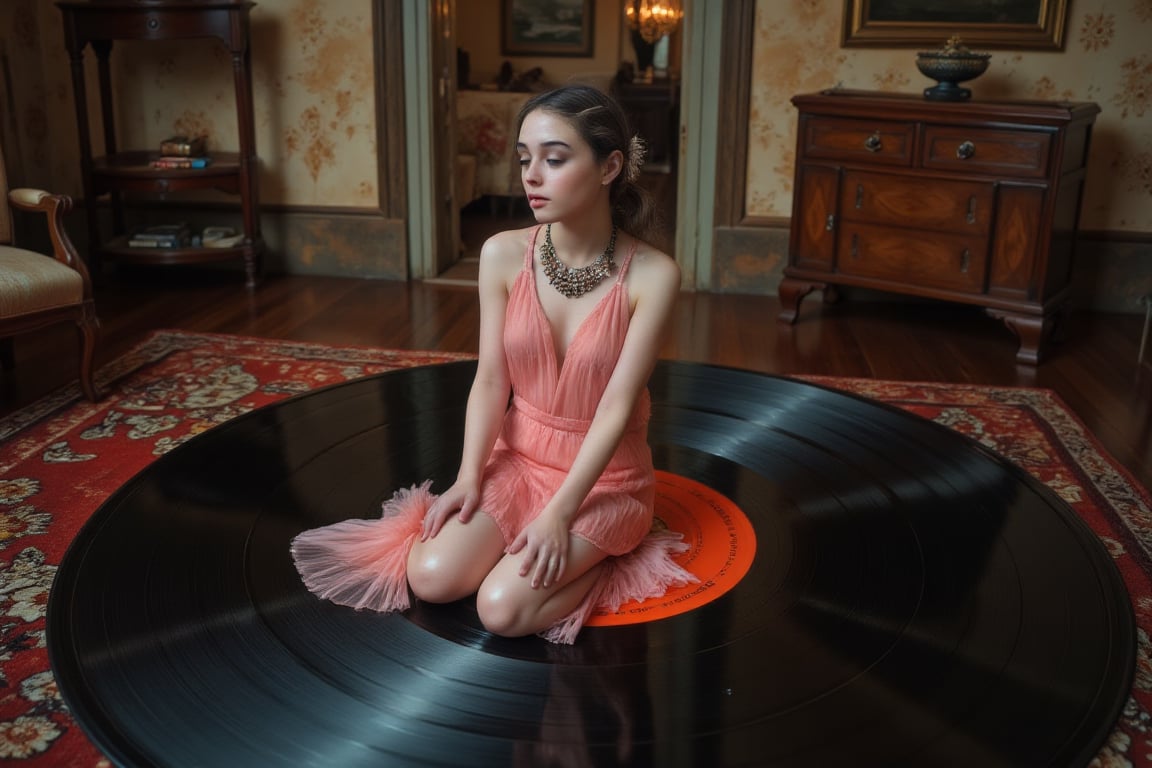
[711, 216, 1151, 314]
[87, 197, 1148, 311]
[1079, 229, 1152, 244]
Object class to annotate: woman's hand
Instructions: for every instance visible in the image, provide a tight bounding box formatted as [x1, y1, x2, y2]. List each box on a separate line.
[507, 510, 571, 589]
[421, 480, 481, 541]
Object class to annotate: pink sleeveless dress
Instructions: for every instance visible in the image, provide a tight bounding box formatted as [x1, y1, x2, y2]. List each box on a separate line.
[292, 227, 695, 644]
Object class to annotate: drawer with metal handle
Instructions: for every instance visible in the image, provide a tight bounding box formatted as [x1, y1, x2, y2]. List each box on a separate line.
[922, 126, 1052, 178]
[801, 116, 915, 166]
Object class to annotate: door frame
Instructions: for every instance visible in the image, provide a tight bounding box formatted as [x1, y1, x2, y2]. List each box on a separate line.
[401, 0, 732, 285]
[675, 0, 723, 290]
[402, 0, 460, 280]
[402, 0, 435, 279]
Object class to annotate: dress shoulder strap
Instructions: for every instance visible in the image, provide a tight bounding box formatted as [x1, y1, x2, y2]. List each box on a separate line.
[615, 236, 640, 283]
[524, 226, 541, 270]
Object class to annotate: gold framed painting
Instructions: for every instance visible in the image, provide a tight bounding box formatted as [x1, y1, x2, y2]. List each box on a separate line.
[501, 0, 596, 58]
[842, 0, 1069, 50]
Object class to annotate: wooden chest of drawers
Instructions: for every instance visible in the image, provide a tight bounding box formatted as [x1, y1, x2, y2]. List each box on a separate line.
[778, 90, 1099, 364]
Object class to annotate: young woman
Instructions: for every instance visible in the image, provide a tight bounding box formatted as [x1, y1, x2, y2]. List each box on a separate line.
[292, 85, 693, 644]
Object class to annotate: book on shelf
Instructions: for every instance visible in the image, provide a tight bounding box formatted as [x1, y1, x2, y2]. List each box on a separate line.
[159, 135, 207, 157]
[150, 156, 212, 169]
[128, 223, 190, 248]
[128, 237, 185, 248]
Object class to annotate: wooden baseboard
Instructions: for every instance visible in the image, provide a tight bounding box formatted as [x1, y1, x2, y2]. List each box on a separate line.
[712, 219, 1151, 313]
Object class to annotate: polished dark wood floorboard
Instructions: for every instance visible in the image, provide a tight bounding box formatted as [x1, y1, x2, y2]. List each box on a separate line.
[3, 264, 1150, 491]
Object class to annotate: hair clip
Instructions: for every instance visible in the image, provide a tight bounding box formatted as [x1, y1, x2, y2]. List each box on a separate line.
[626, 135, 647, 183]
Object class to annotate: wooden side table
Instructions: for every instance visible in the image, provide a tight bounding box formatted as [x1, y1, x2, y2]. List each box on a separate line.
[57, 0, 264, 287]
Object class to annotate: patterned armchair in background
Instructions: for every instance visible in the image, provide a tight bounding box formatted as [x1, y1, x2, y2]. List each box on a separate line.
[456, 90, 532, 205]
[0, 136, 100, 401]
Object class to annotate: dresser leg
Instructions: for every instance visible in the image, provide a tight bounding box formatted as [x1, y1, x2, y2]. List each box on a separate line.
[988, 310, 1052, 366]
[777, 279, 826, 324]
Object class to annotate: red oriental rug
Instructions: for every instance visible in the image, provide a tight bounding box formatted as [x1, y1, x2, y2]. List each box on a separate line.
[1, 330, 1149, 766]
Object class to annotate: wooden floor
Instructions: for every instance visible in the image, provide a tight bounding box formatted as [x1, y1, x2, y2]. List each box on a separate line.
[3, 263, 1151, 491]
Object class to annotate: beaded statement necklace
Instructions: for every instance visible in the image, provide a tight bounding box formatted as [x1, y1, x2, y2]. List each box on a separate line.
[539, 224, 618, 299]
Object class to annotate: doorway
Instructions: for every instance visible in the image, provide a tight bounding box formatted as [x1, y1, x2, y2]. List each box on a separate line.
[408, 0, 718, 286]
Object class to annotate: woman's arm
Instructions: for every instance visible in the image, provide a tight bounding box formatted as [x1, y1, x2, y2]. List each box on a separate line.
[509, 244, 681, 586]
[421, 232, 519, 540]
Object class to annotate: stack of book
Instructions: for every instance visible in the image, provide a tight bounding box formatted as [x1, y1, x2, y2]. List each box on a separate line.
[128, 223, 191, 249]
[150, 135, 211, 169]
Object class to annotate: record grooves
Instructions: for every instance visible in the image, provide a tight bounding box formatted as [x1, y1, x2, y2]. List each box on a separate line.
[47, 361, 1134, 767]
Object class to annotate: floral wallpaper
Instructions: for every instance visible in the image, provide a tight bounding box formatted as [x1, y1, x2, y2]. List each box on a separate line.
[117, 0, 378, 207]
[6, 1, 1146, 238]
[0, 0, 377, 209]
[747, 0, 1152, 232]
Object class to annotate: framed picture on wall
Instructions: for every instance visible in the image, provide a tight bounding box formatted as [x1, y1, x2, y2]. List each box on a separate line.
[842, 0, 1069, 49]
[501, 0, 596, 57]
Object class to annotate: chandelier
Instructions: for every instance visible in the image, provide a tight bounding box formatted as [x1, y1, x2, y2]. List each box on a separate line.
[625, 0, 684, 43]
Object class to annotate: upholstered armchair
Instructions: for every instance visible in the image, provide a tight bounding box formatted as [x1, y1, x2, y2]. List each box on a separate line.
[0, 144, 100, 402]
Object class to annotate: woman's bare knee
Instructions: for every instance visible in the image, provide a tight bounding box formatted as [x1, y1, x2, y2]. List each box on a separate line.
[406, 513, 505, 604]
[476, 540, 609, 637]
[475, 583, 533, 637]
[407, 548, 476, 604]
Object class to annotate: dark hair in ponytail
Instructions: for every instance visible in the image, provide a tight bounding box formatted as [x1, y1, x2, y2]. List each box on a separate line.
[515, 85, 662, 243]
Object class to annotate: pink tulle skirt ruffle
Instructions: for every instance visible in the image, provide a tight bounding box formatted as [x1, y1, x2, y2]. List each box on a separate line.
[290, 482, 431, 613]
[290, 482, 697, 644]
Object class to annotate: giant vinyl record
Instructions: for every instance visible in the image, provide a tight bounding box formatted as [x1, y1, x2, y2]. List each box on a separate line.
[47, 361, 1134, 767]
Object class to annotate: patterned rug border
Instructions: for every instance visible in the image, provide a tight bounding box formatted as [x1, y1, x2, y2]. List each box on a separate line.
[801, 373, 1152, 569]
[0, 329, 476, 445]
[7, 331, 1145, 515]
[7, 331, 1143, 508]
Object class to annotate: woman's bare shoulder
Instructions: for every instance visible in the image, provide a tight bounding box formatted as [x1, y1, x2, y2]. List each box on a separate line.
[481, 226, 537, 261]
[479, 225, 538, 286]
[481, 226, 539, 271]
[626, 237, 680, 291]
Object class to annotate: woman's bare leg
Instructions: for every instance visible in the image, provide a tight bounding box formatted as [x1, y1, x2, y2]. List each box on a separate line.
[475, 536, 609, 637]
[407, 512, 506, 604]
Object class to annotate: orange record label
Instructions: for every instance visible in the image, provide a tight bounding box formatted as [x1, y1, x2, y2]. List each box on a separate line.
[586, 471, 756, 626]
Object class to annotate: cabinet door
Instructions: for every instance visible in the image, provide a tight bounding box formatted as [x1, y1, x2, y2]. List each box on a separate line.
[989, 185, 1045, 299]
[790, 164, 839, 272]
[836, 221, 988, 294]
[841, 171, 993, 237]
